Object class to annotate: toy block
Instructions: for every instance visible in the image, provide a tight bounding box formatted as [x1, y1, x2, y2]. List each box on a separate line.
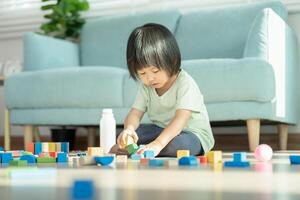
[37, 157, 56, 163]
[79, 156, 96, 166]
[42, 143, 49, 152]
[290, 155, 300, 165]
[94, 156, 114, 166]
[144, 150, 155, 159]
[140, 158, 149, 165]
[61, 142, 69, 153]
[27, 143, 35, 154]
[87, 147, 104, 156]
[207, 151, 222, 163]
[8, 150, 23, 157]
[148, 159, 164, 167]
[116, 155, 127, 163]
[55, 143, 61, 152]
[20, 155, 36, 164]
[177, 150, 190, 159]
[233, 152, 247, 162]
[22, 151, 33, 156]
[48, 143, 56, 152]
[0, 147, 4, 151]
[198, 156, 208, 164]
[166, 159, 178, 167]
[126, 143, 139, 155]
[224, 161, 250, 168]
[179, 156, 199, 166]
[9, 160, 28, 167]
[35, 142, 42, 155]
[131, 153, 142, 160]
[1, 153, 13, 164]
[71, 180, 95, 200]
[49, 152, 58, 158]
[57, 152, 68, 163]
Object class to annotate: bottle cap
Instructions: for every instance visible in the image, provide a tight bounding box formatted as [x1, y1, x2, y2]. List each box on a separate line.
[102, 109, 113, 114]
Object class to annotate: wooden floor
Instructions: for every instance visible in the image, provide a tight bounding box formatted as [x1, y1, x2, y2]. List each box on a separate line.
[0, 151, 300, 200]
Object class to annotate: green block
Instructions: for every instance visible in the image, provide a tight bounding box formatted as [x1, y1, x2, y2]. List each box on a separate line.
[37, 157, 56, 163]
[9, 160, 28, 166]
[126, 143, 139, 155]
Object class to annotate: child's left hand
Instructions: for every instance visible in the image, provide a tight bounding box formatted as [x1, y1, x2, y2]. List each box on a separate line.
[141, 140, 165, 157]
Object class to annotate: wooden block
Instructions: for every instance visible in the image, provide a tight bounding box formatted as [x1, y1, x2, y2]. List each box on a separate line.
[57, 152, 68, 163]
[87, 147, 104, 156]
[37, 157, 56, 163]
[42, 143, 49, 152]
[61, 142, 69, 153]
[35, 142, 42, 155]
[9, 160, 28, 167]
[131, 153, 142, 160]
[27, 143, 35, 154]
[198, 156, 208, 164]
[116, 155, 127, 163]
[79, 156, 95, 165]
[207, 151, 222, 163]
[178, 156, 198, 166]
[126, 143, 139, 155]
[49, 152, 58, 158]
[233, 152, 247, 162]
[55, 143, 61, 152]
[48, 143, 56, 152]
[140, 158, 149, 165]
[177, 150, 190, 159]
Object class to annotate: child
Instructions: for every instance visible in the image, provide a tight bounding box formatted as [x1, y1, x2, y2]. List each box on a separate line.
[113, 23, 214, 157]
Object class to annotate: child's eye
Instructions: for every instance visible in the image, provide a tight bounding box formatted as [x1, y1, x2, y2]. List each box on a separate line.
[153, 70, 159, 73]
[139, 72, 145, 75]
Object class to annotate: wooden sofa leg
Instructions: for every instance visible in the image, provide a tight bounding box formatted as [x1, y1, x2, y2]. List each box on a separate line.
[4, 109, 11, 151]
[87, 127, 96, 147]
[24, 125, 34, 151]
[246, 119, 260, 152]
[277, 124, 288, 150]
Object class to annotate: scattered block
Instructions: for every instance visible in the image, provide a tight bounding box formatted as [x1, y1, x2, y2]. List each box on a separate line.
[37, 157, 56, 163]
[48, 143, 56, 152]
[27, 143, 35, 154]
[198, 156, 208, 164]
[131, 153, 142, 160]
[71, 180, 95, 200]
[9, 160, 28, 167]
[290, 155, 300, 165]
[57, 152, 68, 163]
[35, 142, 42, 155]
[148, 159, 164, 167]
[116, 155, 127, 163]
[144, 150, 155, 159]
[87, 147, 104, 156]
[177, 150, 190, 159]
[233, 152, 247, 162]
[20, 155, 36, 164]
[179, 156, 199, 166]
[207, 151, 222, 163]
[79, 156, 96, 166]
[94, 156, 114, 166]
[126, 143, 139, 155]
[140, 158, 149, 165]
[224, 161, 250, 168]
[1, 153, 13, 164]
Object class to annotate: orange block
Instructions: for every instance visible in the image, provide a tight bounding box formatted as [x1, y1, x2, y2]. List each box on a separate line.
[27, 142, 35, 154]
[140, 158, 149, 165]
[198, 156, 208, 164]
[49, 152, 58, 158]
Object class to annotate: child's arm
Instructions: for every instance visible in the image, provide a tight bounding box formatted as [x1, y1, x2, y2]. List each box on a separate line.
[144, 109, 191, 155]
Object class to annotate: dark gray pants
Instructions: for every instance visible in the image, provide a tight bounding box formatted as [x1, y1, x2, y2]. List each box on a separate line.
[136, 124, 203, 157]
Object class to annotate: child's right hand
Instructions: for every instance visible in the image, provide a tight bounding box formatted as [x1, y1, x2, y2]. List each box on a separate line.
[117, 126, 139, 148]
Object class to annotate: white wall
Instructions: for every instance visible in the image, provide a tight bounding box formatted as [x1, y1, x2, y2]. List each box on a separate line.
[1, 12, 300, 136]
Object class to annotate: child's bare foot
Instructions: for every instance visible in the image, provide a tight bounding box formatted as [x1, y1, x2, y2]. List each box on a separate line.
[109, 144, 129, 155]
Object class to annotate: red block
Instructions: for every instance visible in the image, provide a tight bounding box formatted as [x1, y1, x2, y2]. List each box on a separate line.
[49, 152, 58, 158]
[140, 158, 149, 165]
[27, 143, 35, 154]
[198, 156, 208, 164]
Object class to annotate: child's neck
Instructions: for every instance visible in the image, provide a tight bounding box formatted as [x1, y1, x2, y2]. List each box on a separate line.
[156, 72, 180, 96]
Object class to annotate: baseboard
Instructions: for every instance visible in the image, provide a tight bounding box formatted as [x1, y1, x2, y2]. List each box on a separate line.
[1, 133, 300, 151]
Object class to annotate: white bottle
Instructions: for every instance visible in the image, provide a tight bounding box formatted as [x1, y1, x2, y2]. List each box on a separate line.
[100, 109, 116, 154]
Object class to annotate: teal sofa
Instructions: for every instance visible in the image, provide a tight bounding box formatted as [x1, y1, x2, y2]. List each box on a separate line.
[5, 1, 299, 151]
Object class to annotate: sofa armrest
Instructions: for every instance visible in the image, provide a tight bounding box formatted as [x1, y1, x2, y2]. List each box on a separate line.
[243, 8, 300, 123]
[24, 32, 80, 71]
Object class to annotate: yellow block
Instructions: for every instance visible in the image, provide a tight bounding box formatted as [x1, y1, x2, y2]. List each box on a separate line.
[177, 150, 190, 158]
[55, 143, 61, 152]
[48, 142, 56, 152]
[207, 151, 222, 163]
[87, 147, 104, 156]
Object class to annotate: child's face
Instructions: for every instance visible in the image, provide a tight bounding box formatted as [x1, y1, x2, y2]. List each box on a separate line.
[137, 66, 170, 89]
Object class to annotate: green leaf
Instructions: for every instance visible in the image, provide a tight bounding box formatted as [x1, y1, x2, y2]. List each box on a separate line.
[41, 4, 56, 11]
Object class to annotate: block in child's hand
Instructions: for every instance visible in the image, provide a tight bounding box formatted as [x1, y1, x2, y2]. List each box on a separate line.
[126, 135, 134, 146]
[126, 143, 139, 155]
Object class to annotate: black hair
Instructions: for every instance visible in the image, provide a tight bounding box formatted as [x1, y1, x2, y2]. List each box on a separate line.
[126, 23, 181, 80]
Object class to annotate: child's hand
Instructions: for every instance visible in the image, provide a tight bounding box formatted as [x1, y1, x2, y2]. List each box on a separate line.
[117, 126, 138, 148]
[141, 140, 165, 157]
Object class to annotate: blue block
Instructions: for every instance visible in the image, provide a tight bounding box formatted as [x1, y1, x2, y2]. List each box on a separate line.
[131, 154, 142, 160]
[148, 159, 164, 167]
[233, 152, 247, 162]
[179, 156, 199, 166]
[61, 142, 69, 153]
[71, 180, 94, 200]
[144, 150, 155, 159]
[57, 152, 68, 163]
[224, 161, 250, 168]
[35, 142, 42, 155]
[94, 156, 114, 166]
[1, 153, 13, 164]
[0, 147, 4, 151]
[290, 155, 300, 165]
[20, 155, 36, 164]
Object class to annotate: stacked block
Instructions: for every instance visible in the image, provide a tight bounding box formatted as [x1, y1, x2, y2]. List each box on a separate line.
[37, 157, 56, 163]
[27, 143, 35, 154]
[177, 150, 190, 159]
[224, 152, 250, 168]
[48, 143, 56, 152]
[57, 152, 68, 163]
[35, 142, 42, 155]
[1, 153, 13, 164]
[207, 151, 222, 163]
[20, 155, 36, 164]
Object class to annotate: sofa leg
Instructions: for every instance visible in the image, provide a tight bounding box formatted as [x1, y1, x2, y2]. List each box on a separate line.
[4, 108, 11, 151]
[277, 124, 288, 150]
[87, 127, 96, 147]
[246, 119, 260, 152]
[24, 125, 34, 151]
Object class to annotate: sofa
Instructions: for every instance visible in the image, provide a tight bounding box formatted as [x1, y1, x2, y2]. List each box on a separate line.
[5, 1, 299, 151]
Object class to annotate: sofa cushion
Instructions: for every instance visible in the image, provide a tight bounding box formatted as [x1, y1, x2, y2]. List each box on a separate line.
[175, 1, 287, 60]
[80, 9, 180, 68]
[5, 67, 127, 109]
[181, 58, 275, 103]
